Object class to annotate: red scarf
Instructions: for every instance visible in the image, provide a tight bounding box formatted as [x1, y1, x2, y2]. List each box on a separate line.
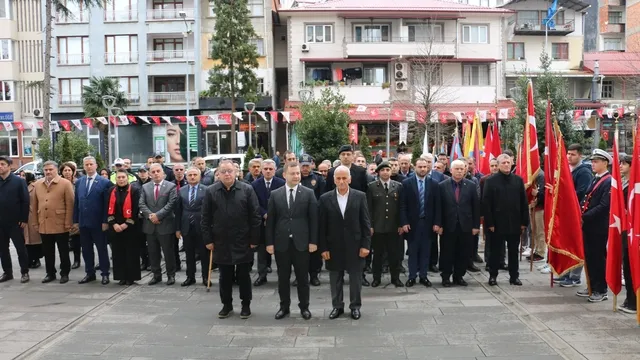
[108, 185, 132, 219]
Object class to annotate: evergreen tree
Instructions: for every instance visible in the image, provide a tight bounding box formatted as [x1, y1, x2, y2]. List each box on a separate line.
[208, 0, 260, 153]
[358, 127, 372, 161]
[244, 145, 255, 171]
[411, 129, 424, 165]
[59, 132, 73, 163]
[259, 147, 269, 160]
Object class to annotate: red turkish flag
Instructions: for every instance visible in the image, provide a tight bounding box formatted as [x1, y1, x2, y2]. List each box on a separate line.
[219, 114, 231, 124]
[369, 109, 379, 118]
[151, 116, 161, 125]
[269, 111, 279, 122]
[109, 116, 118, 126]
[59, 120, 71, 131]
[543, 99, 557, 245]
[573, 110, 584, 120]
[127, 115, 137, 124]
[479, 122, 499, 175]
[14, 122, 24, 131]
[627, 121, 640, 315]
[196, 115, 208, 128]
[176, 116, 187, 123]
[417, 112, 426, 123]
[392, 110, 403, 121]
[516, 80, 541, 201]
[606, 128, 626, 295]
[82, 118, 93, 128]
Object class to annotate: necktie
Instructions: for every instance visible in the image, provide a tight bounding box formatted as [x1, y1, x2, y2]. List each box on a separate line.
[86, 177, 93, 192]
[384, 182, 388, 194]
[154, 184, 159, 201]
[418, 179, 425, 217]
[189, 186, 195, 206]
[289, 188, 294, 209]
[176, 181, 181, 191]
[266, 181, 271, 194]
[455, 183, 460, 202]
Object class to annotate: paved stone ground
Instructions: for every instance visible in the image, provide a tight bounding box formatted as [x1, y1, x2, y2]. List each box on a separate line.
[0, 245, 639, 360]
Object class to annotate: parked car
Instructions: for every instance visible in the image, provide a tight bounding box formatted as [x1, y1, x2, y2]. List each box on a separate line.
[203, 154, 245, 173]
[14, 160, 43, 178]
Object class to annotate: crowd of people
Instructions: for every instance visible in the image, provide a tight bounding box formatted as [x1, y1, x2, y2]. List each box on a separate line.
[0, 140, 634, 320]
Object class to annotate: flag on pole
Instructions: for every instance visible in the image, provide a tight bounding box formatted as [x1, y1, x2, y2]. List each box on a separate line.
[606, 125, 626, 296]
[516, 80, 541, 200]
[463, 121, 471, 156]
[543, 99, 557, 240]
[450, 126, 463, 161]
[627, 120, 640, 323]
[479, 122, 499, 174]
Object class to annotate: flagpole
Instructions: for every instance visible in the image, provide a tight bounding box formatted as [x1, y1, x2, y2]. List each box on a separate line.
[613, 114, 620, 312]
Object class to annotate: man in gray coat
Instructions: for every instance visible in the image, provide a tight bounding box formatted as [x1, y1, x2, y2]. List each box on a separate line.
[139, 163, 179, 285]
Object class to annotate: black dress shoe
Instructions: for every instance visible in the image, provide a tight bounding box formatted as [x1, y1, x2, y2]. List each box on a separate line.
[509, 278, 523, 286]
[361, 277, 370, 287]
[371, 279, 381, 287]
[301, 309, 312, 320]
[78, 274, 96, 284]
[329, 308, 344, 319]
[454, 278, 468, 287]
[42, 275, 57, 283]
[71, 261, 80, 269]
[203, 278, 212, 287]
[442, 278, 452, 287]
[33, 260, 42, 269]
[467, 264, 480, 273]
[166, 276, 175, 285]
[488, 277, 498, 286]
[351, 309, 361, 320]
[391, 279, 405, 287]
[181, 277, 196, 287]
[253, 277, 267, 286]
[291, 279, 298, 287]
[473, 254, 484, 263]
[266, 267, 272, 273]
[240, 306, 251, 319]
[101, 276, 110, 285]
[60, 275, 69, 284]
[148, 276, 162, 285]
[118, 280, 127, 286]
[429, 265, 439, 273]
[310, 277, 321, 286]
[218, 305, 233, 318]
[0, 273, 13, 283]
[126, 281, 135, 286]
[419, 277, 432, 287]
[405, 278, 416, 287]
[275, 308, 290, 320]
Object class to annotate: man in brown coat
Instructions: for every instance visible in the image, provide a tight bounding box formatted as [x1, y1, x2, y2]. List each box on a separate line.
[33, 161, 75, 284]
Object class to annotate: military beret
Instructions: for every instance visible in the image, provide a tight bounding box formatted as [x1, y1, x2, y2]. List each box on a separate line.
[338, 145, 353, 155]
[376, 161, 391, 173]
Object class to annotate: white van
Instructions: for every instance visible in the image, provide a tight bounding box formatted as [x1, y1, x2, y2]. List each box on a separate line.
[203, 154, 245, 173]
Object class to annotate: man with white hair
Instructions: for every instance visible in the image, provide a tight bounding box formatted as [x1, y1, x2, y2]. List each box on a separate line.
[244, 158, 263, 183]
[318, 166, 371, 320]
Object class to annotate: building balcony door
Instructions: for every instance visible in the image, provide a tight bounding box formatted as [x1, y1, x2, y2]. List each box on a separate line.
[205, 130, 231, 155]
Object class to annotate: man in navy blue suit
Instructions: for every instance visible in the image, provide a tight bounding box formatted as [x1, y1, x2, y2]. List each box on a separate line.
[252, 159, 285, 286]
[73, 156, 112, 285]
[399, 157, 441, 287]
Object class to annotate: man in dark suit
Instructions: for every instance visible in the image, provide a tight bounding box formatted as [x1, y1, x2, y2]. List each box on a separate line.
[319, 166, 371, 320]
[266, 161, 318, 320]
[400, 157, 441, 287]
[325, 145, 369, 193]
[252, 159, 284, 286]
[366, 161, 404, 287]
[175, 167, 209, 287]
[483, 154, 529, 287]
[435, 160, 480, 287]
[73, 156, 113, 285]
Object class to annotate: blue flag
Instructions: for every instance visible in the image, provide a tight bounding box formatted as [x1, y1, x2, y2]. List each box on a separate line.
[544, 0, 558, 28]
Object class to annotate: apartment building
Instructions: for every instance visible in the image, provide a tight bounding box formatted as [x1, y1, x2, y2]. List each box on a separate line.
[277, 0, 514, 155]
[0, 0, 44, 167]
[598, 0, 640, 51]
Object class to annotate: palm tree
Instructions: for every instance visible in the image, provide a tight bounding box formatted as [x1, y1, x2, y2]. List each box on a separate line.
[82, 76, 130, 162]
[42, 0, 103, 141]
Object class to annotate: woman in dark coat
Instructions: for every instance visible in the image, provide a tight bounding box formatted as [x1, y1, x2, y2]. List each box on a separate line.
[24, 172, 42, 268]
[107, 169, 141, 285]
[60, 162, 82, 269]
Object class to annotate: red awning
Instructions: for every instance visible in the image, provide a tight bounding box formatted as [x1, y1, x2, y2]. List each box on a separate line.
[300, 58, 394, 63]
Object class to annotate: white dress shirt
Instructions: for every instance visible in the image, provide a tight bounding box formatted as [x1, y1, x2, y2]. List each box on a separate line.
[337, 188, 349, 218]
[286, 184, 298, 207]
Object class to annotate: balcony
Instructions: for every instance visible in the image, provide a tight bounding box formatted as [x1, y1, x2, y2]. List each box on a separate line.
[58, 94, 83, 106]
[104, 9, 138, 22]
[305, 85, 390, 105]
[514, 20, 575, 36]
[344, 37, 456, 58]
[146, 50, 194, 62]
[603, 24, 625, 33]
[104, 52, 139, 64]
[57, 53, 90, 66]
[148, 91, 196, 105]
[126, 93, 140, 105]
[146, 8, 194, 21]
[56, 11, 89, 24]
[608, 0, 625, 6]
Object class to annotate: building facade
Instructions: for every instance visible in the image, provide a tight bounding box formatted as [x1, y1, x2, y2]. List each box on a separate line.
[598, 0, 640, 51]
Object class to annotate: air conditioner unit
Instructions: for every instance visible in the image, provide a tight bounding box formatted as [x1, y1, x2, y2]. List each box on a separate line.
[33, 108, 43, 118]
[301, 43, 310, 52]
[395, 81, 408, 91]
[394, 63, 407, 80]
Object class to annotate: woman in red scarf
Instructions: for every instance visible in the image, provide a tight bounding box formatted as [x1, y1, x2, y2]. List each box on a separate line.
[107, 169, 141, 285]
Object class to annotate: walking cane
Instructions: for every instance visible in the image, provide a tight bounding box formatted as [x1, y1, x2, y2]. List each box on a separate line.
[206, 249, 213, 293]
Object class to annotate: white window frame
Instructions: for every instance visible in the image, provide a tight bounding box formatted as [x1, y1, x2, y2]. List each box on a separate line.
[58, 78, 89, 105]
[105, 35, 138, 64]
[462, 64, 490, 86]
[247, 0, 263, 17]
[608, 12, 623, 24]
[407, 24, 443, 43]
[0, 81, 14, 102]
[411, 63, 442, 86]
[507, 42, 525, 60]
[601, 80, 614, 99]
[57, 36, 90, 65]
[305, 24, 333, 43]
[0, 130, 19, 157]
[0, 0, 10, 19]
[0, 39, 12, 60]
[250, 39, 265, 57]
[462, 24, 488, 44]
[354, 24, 391, 43]
[257, 78, 264, 95]
[603, 38, 622, 51]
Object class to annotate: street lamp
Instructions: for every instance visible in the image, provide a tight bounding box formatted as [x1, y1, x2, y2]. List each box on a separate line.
[244, 102, 256, 148]
[102, 95, 117, 166]
[179, 11, 193, 163]
[383, 100, 394, 158]
[544, 6, 563, 56]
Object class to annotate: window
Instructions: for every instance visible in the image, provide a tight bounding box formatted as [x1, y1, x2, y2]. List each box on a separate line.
[152, 38, 183, 60]
[118, 77, 139, 103]
[408, 24, 443, 42]
[601, 80, 614, 99]
[517, 11, 539, 25]
[22, 130, 43, 157]
[247, 0, 263, 17]
[354, 24, 390, 42]
[603, 38, 623, 51]
[250, 39, 265, 57]
[551, 43, 568, 60]
[104, 0, 138, 21]
[363, 64, 387, 85]
[257, 78, 264, 94]
[208, 4, 215, 17]
[462, 25, 488, 44]
[306, 25, 332, 43]
[105, 35, 138, 63]
[153, 76, 185, 92]
[57, 0, 89, 23]
[305, 66, 331, 83]
[0, 130, 18, 157]
[57, 36, 90, 65]
[507, 42, 525, 60]
[506, 78, 517, 97]
[151, 0, 183, 19]
[58, 78, 89, 105]
[0, 39, 11, 60]
[207, 40, 215, 59]
[608, 12, 623, 24]
[0, 0, 9, 19]
[411, 63, 442, 86]
[0, 81, 13, 101]
[462, 64, 490, 86]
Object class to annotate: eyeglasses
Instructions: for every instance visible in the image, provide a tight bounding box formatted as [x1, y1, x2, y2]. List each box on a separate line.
[218, 169, 234, 174]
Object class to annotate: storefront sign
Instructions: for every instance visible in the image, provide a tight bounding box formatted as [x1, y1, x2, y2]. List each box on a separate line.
[239, 123, 257, 131]
[399, 122, 408, 144]
[0, 113, 13, 122]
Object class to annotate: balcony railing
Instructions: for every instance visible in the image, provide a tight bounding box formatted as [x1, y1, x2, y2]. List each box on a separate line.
[57, 53, 90, 65]
[514, 20, 575, 35]
[105, 52, 139, 64]
[146, 8, 194, 20]
[58, 94, 83, 106]
[104, 9, 138, 22]
[148, 91, 196, 104]
[343, 36, 456, 57]
[146, 50, 194, 62]
[603, 24, 625, 33]
[608, 0, 626, 6]
[56, 11, 89, 24]
[126, 93, 140, 104]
